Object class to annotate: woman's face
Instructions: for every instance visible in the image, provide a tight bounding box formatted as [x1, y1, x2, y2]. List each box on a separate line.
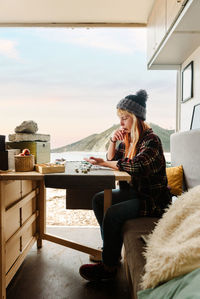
[119, 113, 134, 133]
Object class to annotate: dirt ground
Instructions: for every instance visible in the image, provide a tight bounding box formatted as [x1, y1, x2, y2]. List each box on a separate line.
[46, 188, 98, 226]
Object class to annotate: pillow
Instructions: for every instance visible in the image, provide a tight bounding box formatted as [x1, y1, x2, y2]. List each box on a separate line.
[141, 185, 200, 290]
[138, 268, 200, 299]
[166, 165, 183, 195]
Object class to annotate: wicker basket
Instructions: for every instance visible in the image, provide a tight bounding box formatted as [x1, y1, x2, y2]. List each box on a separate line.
[14, 155, 35, 172]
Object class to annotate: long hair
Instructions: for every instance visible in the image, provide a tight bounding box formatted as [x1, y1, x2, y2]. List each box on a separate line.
[117, 109, 149, 159]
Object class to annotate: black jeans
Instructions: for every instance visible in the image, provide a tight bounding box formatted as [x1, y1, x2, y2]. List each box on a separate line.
[92, 187, 140, 267]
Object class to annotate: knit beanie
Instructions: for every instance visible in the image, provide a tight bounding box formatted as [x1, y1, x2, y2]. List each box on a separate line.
[116, 90, 148, 120]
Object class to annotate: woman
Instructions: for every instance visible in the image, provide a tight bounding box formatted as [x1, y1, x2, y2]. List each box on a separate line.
[79, 89, 171, 281]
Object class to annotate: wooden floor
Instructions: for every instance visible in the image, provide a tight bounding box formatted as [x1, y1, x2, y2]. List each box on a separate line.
[7, 226, 131, 299]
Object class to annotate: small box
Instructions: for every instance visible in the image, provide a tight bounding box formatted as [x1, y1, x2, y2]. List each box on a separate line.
[35, 163, 65, 174]
[7, 141, 50, 164]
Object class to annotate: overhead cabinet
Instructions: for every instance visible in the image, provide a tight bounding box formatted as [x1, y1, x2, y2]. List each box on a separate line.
[147, 0, 188, 66]
[166, 0, 186, 31]
[147, 0, 166, 61]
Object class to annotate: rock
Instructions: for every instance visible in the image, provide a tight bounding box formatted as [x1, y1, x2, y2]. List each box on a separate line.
[15, 121, 38, 134]
[8, 133, 50, 142]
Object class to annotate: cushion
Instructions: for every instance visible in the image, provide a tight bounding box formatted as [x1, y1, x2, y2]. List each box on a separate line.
[170, 130, 200, 189]
[166, 165, 183, 195]
[123, 218, 158, 297]
[141, 185, 200, 289]
[138, 268, 200, 299]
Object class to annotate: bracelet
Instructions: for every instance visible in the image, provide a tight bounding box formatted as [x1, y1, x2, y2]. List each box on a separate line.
[110, 137, 117, 143]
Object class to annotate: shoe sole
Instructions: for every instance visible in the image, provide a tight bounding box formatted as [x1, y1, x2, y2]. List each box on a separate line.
[80, 272, 116, 282]
[79, 265, 117, 282]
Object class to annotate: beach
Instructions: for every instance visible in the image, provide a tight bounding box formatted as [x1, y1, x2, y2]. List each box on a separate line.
[46, 188, 98, 226]
[47, 152, 104, 226]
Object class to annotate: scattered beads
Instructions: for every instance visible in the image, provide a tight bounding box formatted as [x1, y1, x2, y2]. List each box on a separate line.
[74, 161, 92, 174]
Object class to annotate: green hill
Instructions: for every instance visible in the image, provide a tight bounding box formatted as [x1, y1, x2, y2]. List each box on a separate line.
[149, 123, 174, 152]
[51, 123, 174, 153]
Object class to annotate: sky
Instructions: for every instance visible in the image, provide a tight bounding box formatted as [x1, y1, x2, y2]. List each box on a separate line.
[0, 27, 177, 149]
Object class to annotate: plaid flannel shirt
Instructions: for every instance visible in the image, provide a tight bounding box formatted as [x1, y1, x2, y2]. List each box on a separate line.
[114, 128, 171, 217]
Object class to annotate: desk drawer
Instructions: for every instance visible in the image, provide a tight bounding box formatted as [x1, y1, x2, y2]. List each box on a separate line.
[21, 197, 36, 224]
[5, 207, 20, 241]
[3, 180, 21, 209]
[22, 222, 36, 251]
[6, 237, 20, 273]
[21, 180, 37, 198]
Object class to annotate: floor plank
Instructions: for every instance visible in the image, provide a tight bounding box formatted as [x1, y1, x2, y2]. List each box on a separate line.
[7, 226, 131, 299]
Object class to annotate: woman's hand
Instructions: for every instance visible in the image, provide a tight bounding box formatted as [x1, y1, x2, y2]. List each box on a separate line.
[111, 128, 126, 142]
[84, 157, 118, 170]
[84, 157, 104, 165]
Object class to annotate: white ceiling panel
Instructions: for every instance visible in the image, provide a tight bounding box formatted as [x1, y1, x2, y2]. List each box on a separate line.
[0, 0, 155, 26]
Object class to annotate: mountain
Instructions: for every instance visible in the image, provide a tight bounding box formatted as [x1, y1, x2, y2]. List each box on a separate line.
[149, 123, 174, 152]
[51, 123, 174, 153]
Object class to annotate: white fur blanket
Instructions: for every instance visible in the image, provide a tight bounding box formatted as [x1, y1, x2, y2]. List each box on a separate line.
[141, 185, 200, 289]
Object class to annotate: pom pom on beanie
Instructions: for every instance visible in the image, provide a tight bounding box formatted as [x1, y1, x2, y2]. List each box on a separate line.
[136, 90, 148, 106]
[116, 89, 148, 120]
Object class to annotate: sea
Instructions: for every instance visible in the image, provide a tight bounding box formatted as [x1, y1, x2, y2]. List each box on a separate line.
[51, 151, 171, 163]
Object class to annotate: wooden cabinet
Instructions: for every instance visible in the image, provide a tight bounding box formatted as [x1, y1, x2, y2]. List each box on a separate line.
[22, 222, 36, 251]
[147, 4, 156, 61]
[4, 180, 21, 209]
[147, 0, 166, 61]
[5, 206, 20, 241]
[0, 173, 44, 299]
[21, 196, 36, 224]
[22, 180, 37, 197]
[147, 0, 188, 63]
[155, 0, 167, 48]
[2, 180, 38, 275]
[166, 0, 185, 31]
[6, 236, 20, 274]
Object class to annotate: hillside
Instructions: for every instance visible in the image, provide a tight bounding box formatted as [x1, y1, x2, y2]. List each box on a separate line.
[149, 123, 174, 152]
[51, 123, 174, 153]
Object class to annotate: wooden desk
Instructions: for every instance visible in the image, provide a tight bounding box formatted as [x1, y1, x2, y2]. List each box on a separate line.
[43, 163, 131, 258]
[0, 167, 131, 299]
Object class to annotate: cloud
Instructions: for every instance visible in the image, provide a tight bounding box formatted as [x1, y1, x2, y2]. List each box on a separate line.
[34, 27, 146, 54]
[0, 28, 176, 147]
[0, 39, 19, 59]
